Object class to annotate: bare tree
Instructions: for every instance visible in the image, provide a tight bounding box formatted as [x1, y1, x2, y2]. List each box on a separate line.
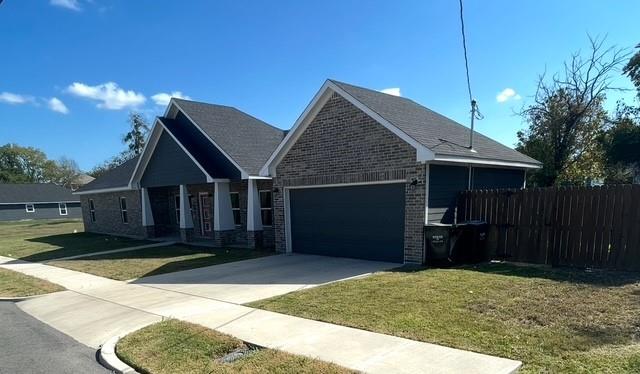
[517, 36, 630, 186]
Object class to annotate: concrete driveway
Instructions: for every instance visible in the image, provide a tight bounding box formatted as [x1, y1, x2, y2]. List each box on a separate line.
[133, 253, 398, 304]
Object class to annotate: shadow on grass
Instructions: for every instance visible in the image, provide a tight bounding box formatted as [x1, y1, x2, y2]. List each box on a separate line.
[56, 244, 273, 280]
[20, 233, 147, 262]
[391, 262, 640, 287]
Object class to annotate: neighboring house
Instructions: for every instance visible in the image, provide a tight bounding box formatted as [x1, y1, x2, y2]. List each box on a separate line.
[70, 173, 95, 191]
[76, 80, 540, 263]
[0, 183, 81, 221]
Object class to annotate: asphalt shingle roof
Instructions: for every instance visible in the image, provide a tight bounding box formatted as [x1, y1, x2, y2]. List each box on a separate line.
[0, 183, 78, 204]
[174, 99, 286, 175]
[330, 80, 541, 166]
[75, 156, 139, 193]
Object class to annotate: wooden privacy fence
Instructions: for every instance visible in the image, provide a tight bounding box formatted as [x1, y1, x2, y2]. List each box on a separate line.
[456, 185, 640, 271]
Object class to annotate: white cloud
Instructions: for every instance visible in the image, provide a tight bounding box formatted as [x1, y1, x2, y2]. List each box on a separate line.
[67, 82, 146, 110]
[380, 87, 401, 97]
[50, 0, 81, 11]
[0, 92, 35, 105]
[151, 91, 192, 106]
[496, 88, 522, 103]
[48, 97, 69, 114]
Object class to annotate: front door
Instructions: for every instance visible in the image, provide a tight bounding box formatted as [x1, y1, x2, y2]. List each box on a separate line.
[199, 193, 212, 236]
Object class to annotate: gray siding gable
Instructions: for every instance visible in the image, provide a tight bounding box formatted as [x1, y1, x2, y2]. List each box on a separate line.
[140, 130, 207, 188]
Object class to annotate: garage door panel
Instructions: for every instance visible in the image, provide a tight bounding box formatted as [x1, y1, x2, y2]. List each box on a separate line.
[289, 183, 405, 262]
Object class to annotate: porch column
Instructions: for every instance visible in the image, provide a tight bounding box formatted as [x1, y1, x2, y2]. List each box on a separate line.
[179, 184, 194, 242]
[246, 179, 263, 248]
[141, 188, 155, 238]
[213, 181, 235, 231]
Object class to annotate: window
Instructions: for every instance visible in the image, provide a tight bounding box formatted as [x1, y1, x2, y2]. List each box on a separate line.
[58, 203, 68, 216]
[230, 192, 241, 226]
[259, 190, 273, 226]
[120, 197, 128, 224]
[89, 199, 96, 222]
[25, 204, 35, 213]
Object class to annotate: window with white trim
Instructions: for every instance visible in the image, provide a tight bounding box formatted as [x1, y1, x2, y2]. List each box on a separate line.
[230, 192, 241, 226]
[259, 190, 273, 226]
[89, 199, 96, 222]
[25, 204, 35, 213]
[120, 197, 128, 224]
[58, 203, 68, 216]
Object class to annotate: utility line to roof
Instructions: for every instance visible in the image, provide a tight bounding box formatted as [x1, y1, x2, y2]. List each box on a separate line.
[458, 0, 484, 121]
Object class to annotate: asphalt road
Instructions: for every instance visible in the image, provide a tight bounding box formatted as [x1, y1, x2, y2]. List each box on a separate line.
[0, 301, 110, 374]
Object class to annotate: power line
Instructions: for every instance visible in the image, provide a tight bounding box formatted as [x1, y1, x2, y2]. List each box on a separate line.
[458, 0, 483, 150]
[459, 0, 473, 105]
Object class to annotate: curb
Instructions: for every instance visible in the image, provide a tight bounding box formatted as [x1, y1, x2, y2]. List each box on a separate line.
[98, 336, 139, 374]
[0, 295, 39, 302]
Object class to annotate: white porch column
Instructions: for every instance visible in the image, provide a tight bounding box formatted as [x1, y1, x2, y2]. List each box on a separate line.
[141, 188, 154, 226]
[179, 184, 193, 229]
[213, 181, 235, 231]
[247, 179, 263, 232]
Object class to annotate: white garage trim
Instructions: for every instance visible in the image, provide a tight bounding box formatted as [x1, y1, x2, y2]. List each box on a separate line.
[283, 179, 406, 255]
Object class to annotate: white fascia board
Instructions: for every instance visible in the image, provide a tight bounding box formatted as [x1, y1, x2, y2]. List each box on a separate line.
[170, 100, 249, 179]
[128, 120, 164, 188]
[73, 186, 133, 195]
[156, 118, 214, 183]
[432, 155, 542, 169]
[259, 80, 435, 177]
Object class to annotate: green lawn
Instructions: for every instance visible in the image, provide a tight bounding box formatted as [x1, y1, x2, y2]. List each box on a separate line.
[50, 245, 271, 281]
[117, 320, 353, 374]
[250, 263, 640, 373]
[0, 219, 149, 261]
[0, 267, 64, 297]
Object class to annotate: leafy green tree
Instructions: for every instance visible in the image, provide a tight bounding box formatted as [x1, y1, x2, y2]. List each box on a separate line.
[600, 103, 640, 183]
[123, 112, 150, 156]
[89, 112, 149, 178]
[0, 143, 56, 183]
[623, 43, 640, 96]
[47, 157, 82, 188]
[517, 37, 627, 186]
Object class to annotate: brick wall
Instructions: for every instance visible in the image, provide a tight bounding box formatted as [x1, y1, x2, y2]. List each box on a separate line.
[81, 190, 145, 238]
[273, 92, 426, 263]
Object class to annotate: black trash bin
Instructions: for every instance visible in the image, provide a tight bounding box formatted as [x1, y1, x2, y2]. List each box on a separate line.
[424, 225, 452, 265]
[452, 221, 489, 263]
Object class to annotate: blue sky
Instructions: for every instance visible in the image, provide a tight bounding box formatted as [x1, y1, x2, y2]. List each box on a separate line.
[1, 0, 638, 171]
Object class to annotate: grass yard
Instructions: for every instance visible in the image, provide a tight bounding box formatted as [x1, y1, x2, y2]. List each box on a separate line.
[0, 219, 149, 261]
[250, 262, 640, 373]
[0, 267, 64, 297]
[117, 320, 353, 374]
[50, 245, 271, 281]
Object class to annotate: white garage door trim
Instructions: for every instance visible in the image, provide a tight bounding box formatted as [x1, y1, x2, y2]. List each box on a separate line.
[283, 179, 406, 254]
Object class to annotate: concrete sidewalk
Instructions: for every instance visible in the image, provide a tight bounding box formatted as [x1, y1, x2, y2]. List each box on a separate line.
[0, 256, 522, 374]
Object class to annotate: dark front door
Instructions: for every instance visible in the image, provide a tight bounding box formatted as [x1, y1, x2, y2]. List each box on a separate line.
[289, 183, 405, 263]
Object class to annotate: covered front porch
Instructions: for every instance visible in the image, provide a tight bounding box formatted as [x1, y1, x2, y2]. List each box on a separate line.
[141, 179, 273, 248]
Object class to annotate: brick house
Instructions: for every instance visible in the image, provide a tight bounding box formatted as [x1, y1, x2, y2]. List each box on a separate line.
[76, 80, 540, 262]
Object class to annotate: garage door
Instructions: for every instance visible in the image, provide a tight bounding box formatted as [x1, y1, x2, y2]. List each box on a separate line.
[289, 183, 405, 262]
